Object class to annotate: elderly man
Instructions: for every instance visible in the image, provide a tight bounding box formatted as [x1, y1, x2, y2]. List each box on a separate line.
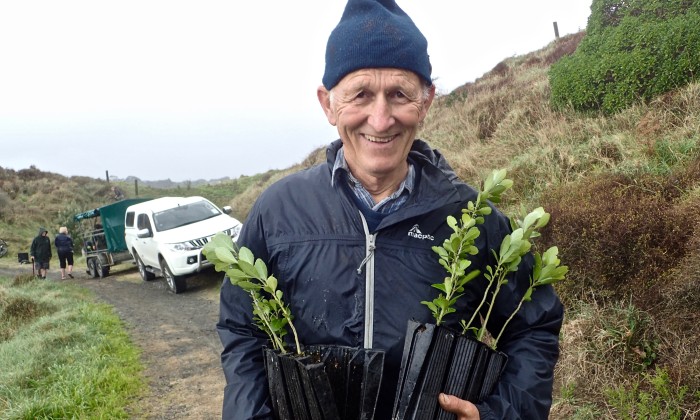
[217, 0, 563, 419]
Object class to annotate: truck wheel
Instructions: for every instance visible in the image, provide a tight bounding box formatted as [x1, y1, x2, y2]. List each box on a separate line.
[161, 259, 186, 294]
[135, 253, 156, 281]
[88, 258, 98, 278]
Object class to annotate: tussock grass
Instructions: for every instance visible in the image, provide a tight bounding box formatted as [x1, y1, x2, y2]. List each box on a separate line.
[0, 276, 144, 419]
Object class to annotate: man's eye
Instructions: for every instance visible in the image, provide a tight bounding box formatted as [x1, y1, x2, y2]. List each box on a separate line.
[392, 91, 411, 102]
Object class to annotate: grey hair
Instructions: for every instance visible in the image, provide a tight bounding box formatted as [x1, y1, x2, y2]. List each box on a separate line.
[59, 226, 68, 234]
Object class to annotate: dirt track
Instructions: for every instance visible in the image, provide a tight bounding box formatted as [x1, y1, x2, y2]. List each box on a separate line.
[2, 263, 226, 420]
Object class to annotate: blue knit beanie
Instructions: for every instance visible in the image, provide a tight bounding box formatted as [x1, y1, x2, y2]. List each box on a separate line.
[322, 0, 432, 90]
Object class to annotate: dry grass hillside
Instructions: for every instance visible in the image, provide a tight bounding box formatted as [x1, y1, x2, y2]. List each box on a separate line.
[1, 31, 698, 418]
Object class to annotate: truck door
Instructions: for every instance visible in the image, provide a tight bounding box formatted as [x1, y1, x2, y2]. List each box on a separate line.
[136, 213, 159, 267]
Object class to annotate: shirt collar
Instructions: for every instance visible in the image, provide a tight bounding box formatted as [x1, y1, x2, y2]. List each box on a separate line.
[331, 147, 415, 212]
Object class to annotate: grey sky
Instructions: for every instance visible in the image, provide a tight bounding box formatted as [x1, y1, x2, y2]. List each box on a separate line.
[1, 0, 591, 182]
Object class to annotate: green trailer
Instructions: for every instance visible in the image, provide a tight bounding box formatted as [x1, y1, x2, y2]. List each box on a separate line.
[74, 198, 151, 278]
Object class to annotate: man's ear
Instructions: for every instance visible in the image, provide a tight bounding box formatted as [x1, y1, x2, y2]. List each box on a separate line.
[317, 86, 337, 126]
[420, 84, 436, 121]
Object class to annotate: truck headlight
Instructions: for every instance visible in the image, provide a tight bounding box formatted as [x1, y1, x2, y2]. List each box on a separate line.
[170, 242, 199, 252]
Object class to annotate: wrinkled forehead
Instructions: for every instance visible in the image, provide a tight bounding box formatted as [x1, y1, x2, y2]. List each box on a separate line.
[335, 68, 423, 91]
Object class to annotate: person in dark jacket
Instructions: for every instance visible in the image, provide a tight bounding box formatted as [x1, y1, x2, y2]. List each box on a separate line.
[30, 226, 52, 279]
[54, 226, 74, 279]
[217, 0, 564, 419]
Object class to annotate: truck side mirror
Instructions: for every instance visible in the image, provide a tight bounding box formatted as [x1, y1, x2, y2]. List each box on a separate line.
[137, 228, 152, 238]
[222, 206, 232, 215]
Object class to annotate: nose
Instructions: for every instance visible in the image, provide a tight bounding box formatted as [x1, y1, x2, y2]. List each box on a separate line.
[367, 96, 394, 132]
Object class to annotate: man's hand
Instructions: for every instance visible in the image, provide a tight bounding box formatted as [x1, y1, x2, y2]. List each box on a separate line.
[438, 393, 480, 420]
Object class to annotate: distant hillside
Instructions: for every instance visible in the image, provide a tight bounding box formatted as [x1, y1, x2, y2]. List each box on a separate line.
[0, 165, 279, 254]
[117, 176, 234, 190]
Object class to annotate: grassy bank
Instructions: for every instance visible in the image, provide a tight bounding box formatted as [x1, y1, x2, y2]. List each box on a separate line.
[0, 274, 145, 419]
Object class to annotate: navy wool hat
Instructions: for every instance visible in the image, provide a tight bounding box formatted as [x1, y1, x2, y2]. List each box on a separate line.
[322, 0, 432, 90]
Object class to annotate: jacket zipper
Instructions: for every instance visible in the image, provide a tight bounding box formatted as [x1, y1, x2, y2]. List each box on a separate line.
[357, 212, 377, 349]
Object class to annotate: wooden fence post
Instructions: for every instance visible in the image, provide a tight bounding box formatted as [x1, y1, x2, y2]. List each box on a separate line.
[553, 21, 560, 39]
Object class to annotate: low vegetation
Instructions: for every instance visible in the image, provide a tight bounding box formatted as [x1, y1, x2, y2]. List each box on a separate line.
[0, 274, 144, 419]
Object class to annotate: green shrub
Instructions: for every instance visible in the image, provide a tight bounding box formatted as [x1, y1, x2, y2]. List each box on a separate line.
[549, 0, 700, 114]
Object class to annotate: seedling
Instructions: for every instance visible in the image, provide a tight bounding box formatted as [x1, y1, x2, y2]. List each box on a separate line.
[423, 169, 568, 349]
[203, 234, 302, 355]
[421, 169, 512, 326]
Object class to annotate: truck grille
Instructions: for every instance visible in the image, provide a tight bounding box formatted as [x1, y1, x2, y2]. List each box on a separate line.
[187, 228, 235, 249]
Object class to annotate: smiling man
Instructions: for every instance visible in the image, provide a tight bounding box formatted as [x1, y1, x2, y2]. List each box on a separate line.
[216, 0, 563, 419]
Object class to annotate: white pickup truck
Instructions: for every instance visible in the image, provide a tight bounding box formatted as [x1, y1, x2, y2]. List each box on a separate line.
[124, 196, 242, 293]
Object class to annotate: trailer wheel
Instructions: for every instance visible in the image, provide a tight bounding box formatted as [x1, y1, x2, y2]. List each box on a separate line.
[88, 258, 98, 278]
[0, 239, 8, 258]
[95, 258, 110, 278]
[161, 259, 186, 294]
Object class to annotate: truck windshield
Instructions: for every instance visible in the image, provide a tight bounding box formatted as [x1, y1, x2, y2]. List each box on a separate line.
[153, 200, 221, 232]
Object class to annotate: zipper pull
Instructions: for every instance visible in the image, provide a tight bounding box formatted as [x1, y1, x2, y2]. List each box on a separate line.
[356, 244, 375, 274]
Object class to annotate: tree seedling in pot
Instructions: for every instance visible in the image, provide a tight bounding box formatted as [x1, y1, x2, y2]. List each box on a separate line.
[203, 234, 302, 355]
[423, 169, 568, 350]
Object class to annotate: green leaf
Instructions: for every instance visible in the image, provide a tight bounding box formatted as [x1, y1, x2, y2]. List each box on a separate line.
[226, 268, 250, 282]
[237, 259, 259, 279]
[433, 246, 448, 258]
[238, 247, 255, 266]
[255, 259, 269, 281]
[421, 301, 438, 314]
[431, 283, 448, 293]
[213, 247, 237, 265]
[447, 215, 458, 231]
[236, 280, 259, 291]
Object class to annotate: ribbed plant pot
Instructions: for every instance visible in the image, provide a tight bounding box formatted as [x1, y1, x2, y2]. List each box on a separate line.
[392, 320, 507, 420]
[264, 345, 385, 420]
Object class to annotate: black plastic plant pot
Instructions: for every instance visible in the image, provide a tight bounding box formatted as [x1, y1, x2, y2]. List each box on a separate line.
[263, 345, 385, 420]
[392, 320, 507, 420]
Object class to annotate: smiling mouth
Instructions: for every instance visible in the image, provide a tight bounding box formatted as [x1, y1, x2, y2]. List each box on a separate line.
[365, 134, 396, 143]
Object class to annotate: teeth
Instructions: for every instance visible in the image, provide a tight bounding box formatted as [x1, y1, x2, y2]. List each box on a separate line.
[366, 135, 393, 143]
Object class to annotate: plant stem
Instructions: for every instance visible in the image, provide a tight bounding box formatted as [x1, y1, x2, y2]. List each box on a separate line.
[273, 295, 302, 355]
[476, 266, 507, 341]
[250, 292, 287, 353]
[493, 292, 527, 349]
[462, 273, 497, 333]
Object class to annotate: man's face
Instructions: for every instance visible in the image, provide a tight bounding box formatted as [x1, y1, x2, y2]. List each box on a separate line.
[318, 68, 435, 182]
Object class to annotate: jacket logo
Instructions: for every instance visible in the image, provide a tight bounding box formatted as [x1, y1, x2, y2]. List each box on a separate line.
[408, 224, 434, 241]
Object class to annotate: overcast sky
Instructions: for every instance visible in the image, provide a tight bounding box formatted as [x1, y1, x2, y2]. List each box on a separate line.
[1, 0, 592, 182]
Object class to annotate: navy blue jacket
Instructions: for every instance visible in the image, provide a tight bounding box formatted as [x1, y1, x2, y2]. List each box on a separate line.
[54, 233, 74, 254]
[217, 140, 564, 419]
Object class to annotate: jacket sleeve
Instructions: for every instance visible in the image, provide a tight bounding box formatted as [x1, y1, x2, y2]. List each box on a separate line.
[30, 238, 37, 258]
[216, 200, 275, 420]
[475, 210, 565, 420]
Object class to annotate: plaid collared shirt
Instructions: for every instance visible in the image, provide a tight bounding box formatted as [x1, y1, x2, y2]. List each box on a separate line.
[331, 148, 415, 214]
